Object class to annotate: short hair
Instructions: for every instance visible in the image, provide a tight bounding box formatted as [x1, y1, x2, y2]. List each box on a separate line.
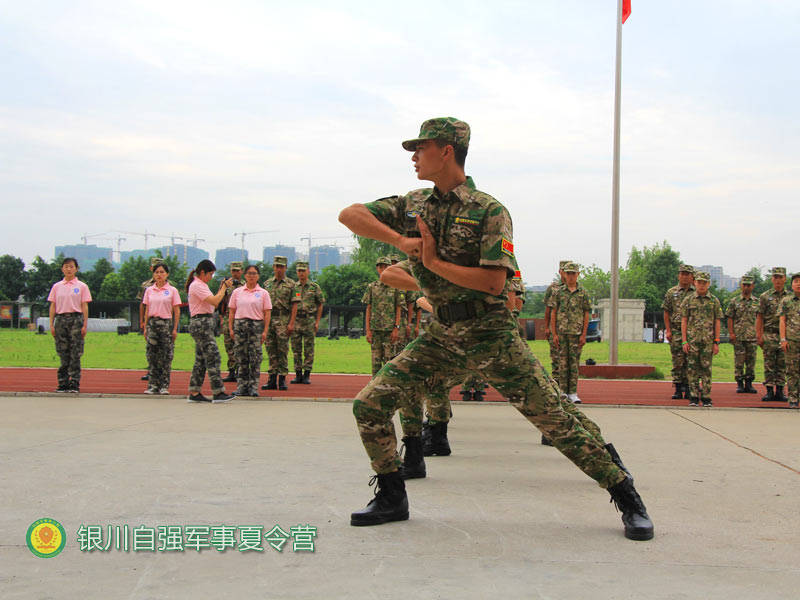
[245, 264, 260, 275]
[433, 139, 468, 168]
[153, 263, 170, 274]
[61, 257, 79, 269]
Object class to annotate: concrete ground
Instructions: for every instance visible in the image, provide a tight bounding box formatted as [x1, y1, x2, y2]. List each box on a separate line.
[1, 395, 798, 600]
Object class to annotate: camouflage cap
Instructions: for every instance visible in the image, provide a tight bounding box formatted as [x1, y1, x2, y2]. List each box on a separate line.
[740, 275, 754, 285]
[558, 260, 571, 270]
[771, 266, 787, 277]
[402, 117, 470, 152]
[272, 256, 288, 266]
[295, 261, 309, 271]
[150, 257, 164, 267]
[389, 255, 401, 263]
[694, 271, 710, 282]
[376, 256, 391, 266]
[678, 264, 694, 273]
[229, 261, 243, 271]
[562, 261, 579, 273]
[791, 272, 800, 282]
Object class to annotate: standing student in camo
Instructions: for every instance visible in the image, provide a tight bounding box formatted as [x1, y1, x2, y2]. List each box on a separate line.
[48, 257, 92, 393]
[142, 262, 181, 395]
[228, 264, 272, 397]
[186, 259, 235, 403]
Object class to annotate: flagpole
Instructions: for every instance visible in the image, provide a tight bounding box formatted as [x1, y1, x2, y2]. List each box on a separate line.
[609, 0, 623, 365]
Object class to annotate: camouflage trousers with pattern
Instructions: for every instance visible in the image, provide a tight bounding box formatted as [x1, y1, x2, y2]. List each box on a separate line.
[354, 309, 623, 488]
[221, 316, 236, 372]
[188, 315, 224, 395]
[146, 317, 174, 391]
[392, 329, 409, 358]
[733, 340, 757, 379]
[686, 342, 713, 400]
[291, 317, 316, 371]
[370, 330, 398, 377]
[398, 371, 458, 435]
[54, 313, 84, 386]
[786, 341, 800, 403]
[266, 315, 291, 375]
[669, 336, 689, 385]
[557, 334, 583, 395]
[762, 332, 786, 386]
[548, 334, 560, 383]
[234, 318, 264, 391]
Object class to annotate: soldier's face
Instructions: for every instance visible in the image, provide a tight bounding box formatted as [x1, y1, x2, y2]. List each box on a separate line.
[412, 140, 448, 182]
[274, 265, 286, 278]
[695, 280, 710, 294]
[376, 264, 387, 275]
[740, 283, 753, 296]
[565, 272, 579, 286]
[297, 269, 308, 282]
[772, 275, 785, 291]
[678, 272, 692, 287]
[231, 269, 242, 280]
[792, 278, 800, 294]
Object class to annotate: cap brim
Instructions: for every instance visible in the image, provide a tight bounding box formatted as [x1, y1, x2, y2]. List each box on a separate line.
[402, 138, 423, 151]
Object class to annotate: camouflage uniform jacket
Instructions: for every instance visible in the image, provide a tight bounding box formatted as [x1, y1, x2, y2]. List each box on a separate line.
[292, 280, 325, 316]
[219, 278, 245, 315]
[680, 292, 722, 345]
[544, 280, 563, 309]
[778, 294, 800, 341]
[363, 177, 516, 311]
[725, 294, 759, 341]
[758, 288, 790, 333]
[554, 285, 592, 336]
[362, 281, 403, 331]
[662, 284, 695, 329]
[264, 276, 296, 315]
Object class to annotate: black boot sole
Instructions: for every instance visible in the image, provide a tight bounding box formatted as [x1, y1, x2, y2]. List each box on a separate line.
[624, 525, 655, 541]
[350, 510, 409, 526]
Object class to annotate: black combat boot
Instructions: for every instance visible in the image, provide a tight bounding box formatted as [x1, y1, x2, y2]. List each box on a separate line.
[350, 472, 409, 526]
[671, 383, 682, 399]
[735, 378, 745, 393]
[604, 443, 631, 480]
[541, 435, 553, 446]
[222, 368, 237, 383]
[775, 385, 788, 402]
[608, 476, 654, 541]
[744, 377, 757, 393]
[682, 382, 691, 399]
[290, 370, 303, 384]
[141, 374, 149, 381]
[688, 397, 699, 407]
[421, 421, 451, 456]
[472, 389, 486, 401]
[277, 375, 288, 390]
[762, 385, 775, 402]
[460, 389, 472, 401]
[262, 373, 277, 390]
[302, 370, 311, 384]
[398, 436, 426, 479]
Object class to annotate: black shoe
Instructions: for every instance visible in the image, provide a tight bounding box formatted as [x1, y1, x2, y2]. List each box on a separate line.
[701, 398, 712, 407]
[290, 370, 303, 384]
[689, 398, 699, 407]
[744, 378, 757, 394]
[472, 389, 485, 402]
[212, 392, 234, 403]
[141, 374, 149, 381]
[789, 401, 799, 409]
[608, 476, 654, 541]
[775, 386, 788, 402]
[262, 374, 277, 390]
[459, 390, 472, 401]
[55, 384, 69, 393]
[68, 381, 80, 393]
[604, 443, 631, 480]
[398, 436, 426, 479]
[421, 422, 451, 456]
[187, 393, 211, 403]
[735, 378, 745, 394]
[681, 383, 691, 399]
[222, 370, 237, 383]
[277, 375, 288, 390]
[762, 386, 775, 402]
[248, 387, 259, 397]
[671, 383, 683, 400]
[302, 370, 311, 384]
[541, 435, 553, 446]
[350, 472, 409, 526]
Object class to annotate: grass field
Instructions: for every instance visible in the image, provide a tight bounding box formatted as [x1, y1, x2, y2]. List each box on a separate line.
[0, 330, 764, 382]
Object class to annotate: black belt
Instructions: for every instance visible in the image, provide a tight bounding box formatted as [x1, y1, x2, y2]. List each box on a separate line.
[190, 314, 214, 319]
[435, 300, 504, 325]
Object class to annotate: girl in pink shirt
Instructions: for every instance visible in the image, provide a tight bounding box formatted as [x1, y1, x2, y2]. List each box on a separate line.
[228, 264, 272, 396]
[47, 257, 92, 392]
[185, 259, 234, 403]
[142, 263, 182, 395]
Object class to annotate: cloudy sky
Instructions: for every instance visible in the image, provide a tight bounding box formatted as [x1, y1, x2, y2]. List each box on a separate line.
[1, 0, 798, 283]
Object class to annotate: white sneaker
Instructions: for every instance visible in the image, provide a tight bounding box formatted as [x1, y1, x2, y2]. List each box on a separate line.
[569, 393, 582, 404]
[144, 388, 156, 395]
[159, 388, 170, 395]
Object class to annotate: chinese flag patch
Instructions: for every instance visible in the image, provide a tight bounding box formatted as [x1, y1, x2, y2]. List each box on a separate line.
[501, 239, 514, 257]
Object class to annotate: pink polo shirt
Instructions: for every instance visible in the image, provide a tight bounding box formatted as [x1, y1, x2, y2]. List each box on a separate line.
[47, 278, 92, 314]
[188, 278, 215, 316]
[143, 284, 181, 319]
[229, 285, 272, 320]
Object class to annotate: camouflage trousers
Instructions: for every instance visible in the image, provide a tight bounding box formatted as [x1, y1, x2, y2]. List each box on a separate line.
[557, 333, 583, 394]
[669, 337, 689, 384]
[461, 374, 486, 391]
[291, 317, 316, 371]
[548, 334, 560, 382]
[393, 329, 412, 357]
[266, 315, 291, 375]
[733, 340, 757, 379]
[221, 316, 236, 372]
[762, 332, 786, 386]
[146, 318, 174, 391]
[353, 309, 624, 488]
[399, 372, 458, 435]
[686, 342, 713, 399]
[234, 319, 264, 391]
[54, 313, 84, 386]
[188, 315, 224, 395]
[370, 330, 397, 377]
[786, 341, 800, 403]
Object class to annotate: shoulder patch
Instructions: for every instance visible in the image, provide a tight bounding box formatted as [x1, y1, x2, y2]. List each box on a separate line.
[453, 216, 480, 227]
[501, 239, 514, 257]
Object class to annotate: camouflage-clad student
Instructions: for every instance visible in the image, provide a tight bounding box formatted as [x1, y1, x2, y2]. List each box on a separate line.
[544, 260, 568, 382]
[778, 272, 800, 409]
[757, 267, 790, 402]
[680, 271, 722, 407]
[662, 264, 695, 400]
[228, 264, 272, 397]
[551, 262, 592, 404]
[219, 261, 245, 383]
[142, 262, 181, 394]
[362, 256, 404, 377]
[262, 256, 296, 391]
[338, 116, 652, 540]
[290, 261, 325, 384]
[725, 275, 759, 393]
[137, 257, 168, 382]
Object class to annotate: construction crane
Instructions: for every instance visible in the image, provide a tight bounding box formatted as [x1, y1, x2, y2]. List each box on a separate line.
[117, 230, 156, 250]
[234, 230, 278, 263]
[186, 234, 205, 248]
[114, 236, 126, 263]
[300, 234, 353, 272]
[80, 232, 110, 245]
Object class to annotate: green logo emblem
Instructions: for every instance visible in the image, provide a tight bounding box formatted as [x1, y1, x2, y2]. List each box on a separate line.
[26, 518, 66, 558]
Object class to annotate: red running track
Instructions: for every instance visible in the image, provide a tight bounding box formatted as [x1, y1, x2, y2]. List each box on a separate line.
[0, 367, 790, 409]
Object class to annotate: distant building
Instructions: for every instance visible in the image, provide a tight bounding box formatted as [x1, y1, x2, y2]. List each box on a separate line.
[697, 264, 739, 291]
[156, 244, 209, 266]
[216, 247, 247, 269]
[120, 249, 157, 264]
[339, 251, 352, 266]
[263, 244, 297, 266]
[309, 245, 339, 272]
[54, 244, 113, 270]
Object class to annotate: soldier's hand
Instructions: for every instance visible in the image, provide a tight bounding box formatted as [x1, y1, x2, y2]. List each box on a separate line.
[757, 335, 763, 347]
[552, 333, 559, 348]
[229, 329, 235, 341]
[287, 323, 294, 335]
[781, 340, 789, 352]
[579, 334, 586, 347]
[397, 235, 422, 258]
[417, 216, 438, 268]
[314, 322, 319, 333]
[665, 329, 672, 342]
[682, 342, 690, 354]
[729, 333, 736, 343]
[390, 328, 398, 343]
[405, 324, 411, 338]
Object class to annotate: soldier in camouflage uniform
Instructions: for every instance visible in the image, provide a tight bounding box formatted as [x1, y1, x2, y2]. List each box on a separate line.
[779, 273, 800, 409]
[757, 267, 790, 402]
[363, 256, 404, 376]
[543, 261, 568, 383]
[339, 117, 652, 540]
[290, 261, 325, 384]
[662, 264, 695, 400]
[262, 256, 296, 391]
[725, 275, 759, 393]
[680, 271, 722, 406]
[551, 262, 591, 403]
[219, 262, 245, 382]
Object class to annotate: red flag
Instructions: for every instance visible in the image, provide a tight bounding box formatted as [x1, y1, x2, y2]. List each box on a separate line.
[622, 0, 631, 24]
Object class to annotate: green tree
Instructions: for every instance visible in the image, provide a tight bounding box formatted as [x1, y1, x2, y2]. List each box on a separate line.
[0, 255, 26, 301]
[83, 258, 115, 299]
[25, 255, 64, 301]
[316, 263, 376, 306]
[745, 266, 771, 296]
[578, 264, 610, 305]
[117, 256, 153, 300]
[521, 291, 545, 318]
[625, 241, 682, 314]
[351, 235, 399, 266]
[99, 272, 127, 300]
